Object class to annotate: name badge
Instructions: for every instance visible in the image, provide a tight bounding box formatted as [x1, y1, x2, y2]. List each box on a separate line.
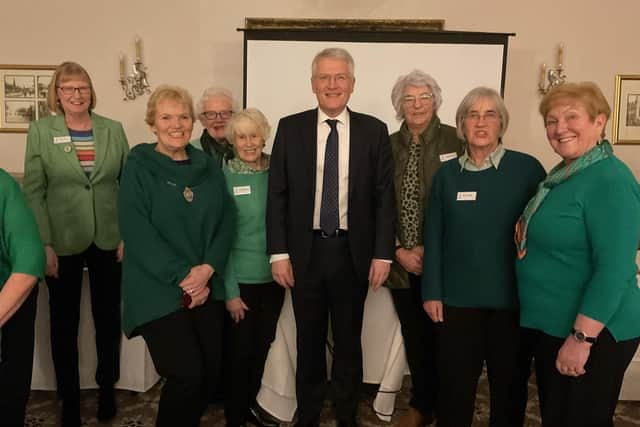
[53, 136, 72, 144]
[456, 191, 477, 201]
[233, 185, 251, 196]
[439, 152, 458, 162]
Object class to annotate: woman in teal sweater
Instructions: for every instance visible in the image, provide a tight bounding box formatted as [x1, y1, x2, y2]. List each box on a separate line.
[422, 87, 545, 426]
[119, 85, 234, 427]
[515, 82, 640, 427]
[222, 108, 284, 427]
[0, 169, 45, 427]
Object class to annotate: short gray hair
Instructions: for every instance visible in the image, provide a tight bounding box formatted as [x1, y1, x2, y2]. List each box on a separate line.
[225, 108, 271, 143]
[455, 87, 509, 141]
[195, 87, 237, 116]
[311, 48, 355, 77]
[390, 70, 443, 121]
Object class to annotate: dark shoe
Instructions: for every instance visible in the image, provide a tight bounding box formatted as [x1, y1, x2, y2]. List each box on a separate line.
[398, 407, 434, 427]
[337, 418, 359, 427]
[97, 387, 117, 422]
[248, 404, 281, 427]
[61, 399, 81, 427]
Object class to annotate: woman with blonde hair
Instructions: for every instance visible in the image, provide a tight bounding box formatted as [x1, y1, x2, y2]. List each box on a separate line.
[119, 85, 234, 426]
[516, 82, 640, 427]
[23, 61, 129, 426]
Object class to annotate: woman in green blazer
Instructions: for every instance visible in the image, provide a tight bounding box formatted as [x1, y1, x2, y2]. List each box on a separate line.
[23, 62, 129, 427]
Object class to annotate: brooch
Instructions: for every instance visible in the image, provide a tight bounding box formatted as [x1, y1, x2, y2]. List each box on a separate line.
[183, 186, 194, 203]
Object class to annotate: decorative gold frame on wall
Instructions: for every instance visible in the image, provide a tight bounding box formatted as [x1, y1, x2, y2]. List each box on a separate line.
[0, 64, 56, 133]
[244, 18, 445, 32]
[612, 74, 640, 145]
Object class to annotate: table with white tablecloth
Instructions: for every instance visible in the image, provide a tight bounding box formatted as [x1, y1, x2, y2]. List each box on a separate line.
[31, 271, 159, 392]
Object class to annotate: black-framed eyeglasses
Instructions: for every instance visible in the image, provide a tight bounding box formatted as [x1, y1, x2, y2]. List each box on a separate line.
[57, 86, 91, 96]
[403, 93, 433, 104]
[201, 110, 233, 120]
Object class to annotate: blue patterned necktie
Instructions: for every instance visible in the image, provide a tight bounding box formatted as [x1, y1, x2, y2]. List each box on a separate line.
[320, 119, 339, 235]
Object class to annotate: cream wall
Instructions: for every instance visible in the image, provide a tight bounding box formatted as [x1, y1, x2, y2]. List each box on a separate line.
[1, 0, 638, 176]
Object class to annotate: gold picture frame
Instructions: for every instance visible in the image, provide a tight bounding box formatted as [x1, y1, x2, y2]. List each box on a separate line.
[244, 18, 445, 32]
[0, 64, 56, 133]
[612, 74, 640, 144]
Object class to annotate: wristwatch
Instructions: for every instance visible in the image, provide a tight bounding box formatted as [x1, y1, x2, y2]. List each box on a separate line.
[571, 328, 597, 344]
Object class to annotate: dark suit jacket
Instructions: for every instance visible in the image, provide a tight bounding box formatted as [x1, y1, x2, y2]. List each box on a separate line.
[266, 108, 395, 282]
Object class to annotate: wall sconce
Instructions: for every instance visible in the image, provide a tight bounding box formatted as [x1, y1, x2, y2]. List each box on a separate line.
[119, 37, 151, 101]
[538, 44, 566, 95]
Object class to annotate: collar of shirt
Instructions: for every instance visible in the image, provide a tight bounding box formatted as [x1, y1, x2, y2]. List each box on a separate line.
[459, 143, 505, 172]
[317, 107, 349, 126]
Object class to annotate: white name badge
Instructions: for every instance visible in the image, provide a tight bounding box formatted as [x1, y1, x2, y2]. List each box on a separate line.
[456, 191, 477, 201]
[53, 136, 72, 144]
[439, 152, 458, 162]
[233, 185, 251, 196]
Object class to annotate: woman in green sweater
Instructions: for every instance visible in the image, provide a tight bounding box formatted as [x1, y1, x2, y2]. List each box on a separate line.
[422, 87, 545, 426]
[119, 85, 234, 427]
[222, 108, 284, 427]
[0, 169, 45, 427]
[515, 82, 640, 427]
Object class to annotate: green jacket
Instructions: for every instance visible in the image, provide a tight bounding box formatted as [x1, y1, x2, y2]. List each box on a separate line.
[23, 113, 129, 255]
[119, 143, 235, 336]
[386, 116, 463, 289]
[0, 169, 45, 289]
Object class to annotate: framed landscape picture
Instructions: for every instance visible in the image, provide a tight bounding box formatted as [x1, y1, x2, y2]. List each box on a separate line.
[612, 74, 640, 144]
[0, 64, 56, 133]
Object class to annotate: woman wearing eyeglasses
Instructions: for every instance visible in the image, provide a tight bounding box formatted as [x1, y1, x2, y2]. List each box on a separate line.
[192, 87, 236, 166]
[23, 61, 129, 427]
[421, 87, 545, 426]
[385, 70, 463, 427]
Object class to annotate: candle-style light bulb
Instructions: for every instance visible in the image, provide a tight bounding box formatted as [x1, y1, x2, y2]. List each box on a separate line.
[119, 55, 126, 79]
[557, 43, 564, 69]
[135, 37, 142, 62]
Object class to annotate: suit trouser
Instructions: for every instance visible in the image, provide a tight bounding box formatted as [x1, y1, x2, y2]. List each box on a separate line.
[529, 327, 639, 427]
[435, 305, 530, 427]
[225, 282, 285, 425]
[0, 287, 38, 427]
[139, 299, 224, 427]
[291, 233, 368, 426]
[45, 243, 121, 400]
[390, 273, 438, 417]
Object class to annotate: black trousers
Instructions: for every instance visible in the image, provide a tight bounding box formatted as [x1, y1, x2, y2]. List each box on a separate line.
[529, 327, 639, 427]
[45, 243, 121, 400]
[0, 286, 38, 427]
[435, 305, 530, 427]
[390, 274, 437, 417]
[225, 282, 285, 425]
[139, 299, 224, 427]
[291, 234, 368, 426]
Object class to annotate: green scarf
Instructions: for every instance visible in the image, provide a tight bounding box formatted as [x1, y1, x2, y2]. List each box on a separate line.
[515, 139, 613, 259]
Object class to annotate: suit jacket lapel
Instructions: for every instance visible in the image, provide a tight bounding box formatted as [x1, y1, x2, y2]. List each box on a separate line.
[51, 115, 87, 181]
[90, 115, 108, 181]
[304, 109, 318, 199]
[347, 109, 362, 197]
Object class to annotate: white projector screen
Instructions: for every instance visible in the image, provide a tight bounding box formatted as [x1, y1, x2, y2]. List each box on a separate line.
[244, 30, 512, 152]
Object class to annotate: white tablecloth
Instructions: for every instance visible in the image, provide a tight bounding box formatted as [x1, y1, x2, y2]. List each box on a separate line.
[257, 287, 408, 422]
[31, 272, 160, 392]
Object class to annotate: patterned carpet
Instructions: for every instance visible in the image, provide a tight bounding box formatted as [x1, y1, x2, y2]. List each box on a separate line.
[25, 375, 640, 426]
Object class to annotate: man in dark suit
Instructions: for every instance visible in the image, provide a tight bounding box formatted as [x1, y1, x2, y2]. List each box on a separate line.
[267, 47, 395, 427]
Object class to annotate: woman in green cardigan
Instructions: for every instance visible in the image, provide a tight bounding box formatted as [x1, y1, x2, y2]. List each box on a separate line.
[119, 85, 234, 427]
[515, 82, 640, 427]
[0, 169, 45, 427]
[222, 108, 284, 427]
